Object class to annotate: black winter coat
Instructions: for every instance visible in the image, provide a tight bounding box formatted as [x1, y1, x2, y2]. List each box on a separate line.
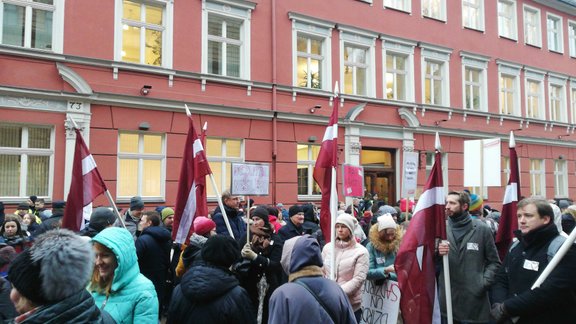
[492, 223, 576, 323]
[0, 278, 16, 320]
[135, 226, 172, 307]
[213, 205, 246, 239]
[278, 220, 304, 243]
[167, 265, 255, 324]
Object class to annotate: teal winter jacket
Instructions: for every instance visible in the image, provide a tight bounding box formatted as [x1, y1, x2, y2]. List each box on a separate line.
[366, 224, 402, 282]
[90, 227, 158, 323]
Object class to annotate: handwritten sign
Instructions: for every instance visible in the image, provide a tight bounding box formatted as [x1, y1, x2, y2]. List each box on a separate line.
[360, 280, 401, 324]
[401, 151, 419, 197]
[230, 162, 270, 196]
[342, 164, 364, 197]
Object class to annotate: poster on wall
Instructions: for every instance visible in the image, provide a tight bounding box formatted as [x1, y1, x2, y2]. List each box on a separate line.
[230, 162, 270, 196]
[401, 151, 419, 197]
[359, 280, 401, 324]
[342, 164, 364, 197]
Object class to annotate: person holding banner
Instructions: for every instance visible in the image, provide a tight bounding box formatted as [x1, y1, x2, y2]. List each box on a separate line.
[490, 198, 576, 324]
[366, 214, 402, 284]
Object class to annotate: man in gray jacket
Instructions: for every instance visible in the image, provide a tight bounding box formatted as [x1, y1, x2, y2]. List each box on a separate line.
[438, 191, 501, 323]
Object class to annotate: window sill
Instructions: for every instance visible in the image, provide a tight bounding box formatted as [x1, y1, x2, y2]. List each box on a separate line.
[548, 49, 564, 55]
[525, 43, 542, 49]
[463, 26, 485, 33]
[298, 195, 321, 202]
[0, 44, 65, 62]
[116, 197, 165, 204]
[383, 6, 411, 14]
[498, 35, 518, 42]
[422, 15, 447, 23]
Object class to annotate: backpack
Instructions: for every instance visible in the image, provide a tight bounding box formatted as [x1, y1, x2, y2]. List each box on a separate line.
[509, 235, 566, 262]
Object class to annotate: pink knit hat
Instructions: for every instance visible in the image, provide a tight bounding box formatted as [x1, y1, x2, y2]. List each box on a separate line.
[194, 217, 216, 236]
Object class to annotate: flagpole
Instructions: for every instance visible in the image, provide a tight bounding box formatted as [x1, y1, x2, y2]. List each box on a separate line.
[104, 190, 126, 228]
[208, 173, 235, 239]
[330, 166, 337, 280]
[437, 132, 454, 324]
[246, 196, 251, 246]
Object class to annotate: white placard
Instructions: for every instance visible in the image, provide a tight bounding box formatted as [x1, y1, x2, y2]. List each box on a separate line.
[401, 151, 419, 197]
[230, 162, 270, 196]
[359, 280, 400, 324]
[464, 138, 501, 187]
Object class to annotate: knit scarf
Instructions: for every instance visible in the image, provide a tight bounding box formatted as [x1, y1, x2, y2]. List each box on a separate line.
[449, 212, 472, 243]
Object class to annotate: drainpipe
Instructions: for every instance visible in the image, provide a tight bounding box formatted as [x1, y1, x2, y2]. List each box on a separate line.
[271, 0, 278, 205]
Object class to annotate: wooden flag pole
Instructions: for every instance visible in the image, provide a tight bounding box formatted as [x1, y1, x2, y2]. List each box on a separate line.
[246, 196, 251, 246]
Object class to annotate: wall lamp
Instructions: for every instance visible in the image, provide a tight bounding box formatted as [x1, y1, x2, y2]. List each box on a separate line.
[309, 105, 322, 113]
[558, 134, 571, 140]
[140, 85, 152, 96]
[434, 119, 448, 126]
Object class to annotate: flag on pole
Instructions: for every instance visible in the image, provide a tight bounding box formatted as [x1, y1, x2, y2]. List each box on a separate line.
[395, 150, 446, 324]
[172, 115, 212, 244]
[313, 104, 338, 243]
[195, 121, 209, 219]
[62, 128, 107, 232]
[495, 132, 520, 260]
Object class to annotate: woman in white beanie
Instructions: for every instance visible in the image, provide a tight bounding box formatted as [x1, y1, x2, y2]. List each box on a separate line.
[321, 213, 369, 323]
[366, 214, 402, 283]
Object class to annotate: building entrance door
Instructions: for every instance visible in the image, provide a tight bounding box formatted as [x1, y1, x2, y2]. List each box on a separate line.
[361, 148, 396, 205]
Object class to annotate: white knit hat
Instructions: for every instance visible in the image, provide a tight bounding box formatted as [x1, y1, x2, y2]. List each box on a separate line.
[377, 214, 397, 232]
[335, 213, 356, 233]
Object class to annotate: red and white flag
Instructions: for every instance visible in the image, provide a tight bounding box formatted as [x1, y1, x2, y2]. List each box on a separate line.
[62, 128, 107, 232]
[395, 150, 446, 324]
[313, 105, 338, 243]
[172, 116, 212, 244]
[495, 132, 520, 260]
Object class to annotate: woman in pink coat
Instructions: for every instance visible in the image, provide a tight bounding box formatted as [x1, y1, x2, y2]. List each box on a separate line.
[322, 213, 369, 323]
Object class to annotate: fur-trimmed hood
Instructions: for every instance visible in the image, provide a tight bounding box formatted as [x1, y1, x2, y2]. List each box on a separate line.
[368, 223, 402, 255]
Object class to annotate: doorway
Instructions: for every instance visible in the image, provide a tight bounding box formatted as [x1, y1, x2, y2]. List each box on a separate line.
[361, 148, 396, 205]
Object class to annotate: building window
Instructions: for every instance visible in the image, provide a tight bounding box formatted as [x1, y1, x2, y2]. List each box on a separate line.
[554, 160, 568, 198]
[384, 0, 411, 12]
[524, 5, 541, 47]
[383, 36, 415, 102]
[498, 62, 521, 116]
[422, 0, 446, 21]
[206, 138, 243, 197]
[549, 80, 567, 123]
[502, 156, 510, 185]
[290, 14, 333, 91]
[462, 0, 484, 31]
[297, 144, 321, 197]
[530, 159, 545, 197]
[0, 124, 53, 199]
[202, 0, 254, 79]
[343, 44, 369, 96]
[526, 79, 544, 119]
[571, 85, 576, 124]
[498, 0, 517, 40]
[117, 132, 165, 199]
[115, 0, 173, 68]
[461, 53, 488, 112]
[547, 14, 563, 53]
[1, 0, 64, 52]
[569, 21, 576, 58]
[424, 60, 444, 105]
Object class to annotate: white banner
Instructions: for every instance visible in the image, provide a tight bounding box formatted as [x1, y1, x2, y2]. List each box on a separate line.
[401, 151, 419, 197]
[360, 280, 401, 324]
[463, 138, 501, 187]
[230, 162, 270, 196]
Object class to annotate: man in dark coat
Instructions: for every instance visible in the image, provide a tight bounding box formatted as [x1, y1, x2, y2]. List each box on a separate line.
[34, 200, 65, 237]
[167, 235, 255, 324]
[491, 198, 576, 324]
[278, 205, 305, 242]
[268, 234, 356, 324]
[136, 211, 171, 316]
[212, 191, 246, 239]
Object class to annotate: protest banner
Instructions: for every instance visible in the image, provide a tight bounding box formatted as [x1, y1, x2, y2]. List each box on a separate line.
[401, 151, 418, 197]
[230, 162, 270, 196]
[343, 164, 364, 197]
[360, 280, 401, 324]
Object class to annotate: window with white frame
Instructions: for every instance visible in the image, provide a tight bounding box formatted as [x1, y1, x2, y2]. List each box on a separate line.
[297, 144, 321, 197]
[462, 0, 484, 31]
[547, 14, 563, 53]
[340, 29, 376, 97]
[421, 45, 451, 106]
[498, 62, 521, 116]
[290, 14, 333, 91]
[117, 132, 165, 199]
[524, 5, 541, 47]
[498, 0, 517, 40]
[206, 138, 243, 197]
[384, 0, 411, 12]
[383, 36, 415, 102]
[202, 0, 254, 79]
[0, 124, 53, 199]
[502, 156, 510, 185]
[530, 159, 545, 197]
[525, 69, 545, 119]
[0, 0, 64, 52]
[425, 151, 448, 192]
[461, 53, 488, 111]
[422, 0, 446, 21]
[569, 21, 576, 57]
[549, 76, 567, 122]
[571, 84, 576, 124]
[554, 159, 568, 198]
[115, 0, 173, 68]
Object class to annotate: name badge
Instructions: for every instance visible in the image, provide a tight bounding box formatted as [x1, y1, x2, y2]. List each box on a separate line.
[376, 257, 386, 264]
[467, 243, 479, 251]
[523, 259, 539, 271]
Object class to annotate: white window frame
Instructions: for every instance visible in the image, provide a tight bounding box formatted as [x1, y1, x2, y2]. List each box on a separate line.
[201, 0, 254, 79]
[497, 61, 521, 116]
[554, 159, 568, 198]
[382, 36, 416, 102]
[113, 0, 174, 68]
[117, 132, 166, 201]
[297, 144, 321, 199]
[569, 20, 576, 58]
[0, 0, 65, 53]
[205, 137, 244, 199]
[571, 80, 576, 124]
[339, 27, 377, 97]
[0, 124, 54, 201]
[548, 74, 568, 123]
[530, 158, 546, 197]
[461, 52, 489, 112]
[462, 0, 485, 31]
[422, 0, 446, 21]
[524, 67, 545, 120]
[498, 0, 517, 40]
[421, 44, 452, 107]
[384, 0, 411, 13]
[289, 13, 334, 91]
[547, 13, 564, 54]
[523, 5, 542, 47]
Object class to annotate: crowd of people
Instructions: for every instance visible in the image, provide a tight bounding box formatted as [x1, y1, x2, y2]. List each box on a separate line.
[0, 190, 575, 323]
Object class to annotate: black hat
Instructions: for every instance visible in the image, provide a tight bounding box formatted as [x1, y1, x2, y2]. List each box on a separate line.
[52, 200, 66, 209]
[29, 196, 37, 203]
[89, 207, 117, 232]
[251, 206, 270, 225]
[181, 241, 203, 269]
[0, 246, 15, 268]
[130, 196, 144, 211]
[17, 202, 29, 210]
[289, 205, 303, 217]
[201, 235, 240, 268]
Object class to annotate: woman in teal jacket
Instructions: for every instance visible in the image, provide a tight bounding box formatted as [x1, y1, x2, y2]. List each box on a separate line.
[89, 227, 158, 323]
[366, 214, 402, 282]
